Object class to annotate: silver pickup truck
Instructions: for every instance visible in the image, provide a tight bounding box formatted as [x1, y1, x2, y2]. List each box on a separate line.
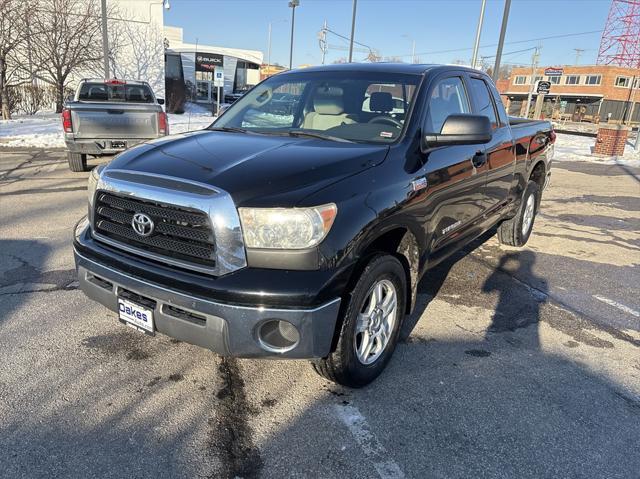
[62, 79, 168, 171]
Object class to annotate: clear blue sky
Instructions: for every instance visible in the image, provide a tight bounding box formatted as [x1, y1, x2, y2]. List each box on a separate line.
[164, 0, 611, 68]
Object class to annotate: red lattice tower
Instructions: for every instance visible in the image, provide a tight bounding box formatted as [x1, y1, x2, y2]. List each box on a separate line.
[597, 0, 640, 67]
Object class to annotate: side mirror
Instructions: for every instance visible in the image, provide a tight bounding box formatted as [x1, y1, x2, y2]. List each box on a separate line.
[157, 98, 165, 105]
[423, 114, 492, 149]
[217, 104, 230, 116]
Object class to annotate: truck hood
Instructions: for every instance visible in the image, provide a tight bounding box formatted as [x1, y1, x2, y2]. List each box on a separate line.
[107, 130, 389, 206]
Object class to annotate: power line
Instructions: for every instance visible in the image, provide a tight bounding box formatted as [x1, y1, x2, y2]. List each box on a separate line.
[388, 29, 603, 59]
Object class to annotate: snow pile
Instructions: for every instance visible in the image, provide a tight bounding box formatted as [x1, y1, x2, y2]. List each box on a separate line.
[554, 133, 640, 167]
[0, 109, 215, 148]
[0, 113, 64, 148]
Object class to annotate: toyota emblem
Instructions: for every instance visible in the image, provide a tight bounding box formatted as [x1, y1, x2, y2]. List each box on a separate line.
[131, 212, 154, 237]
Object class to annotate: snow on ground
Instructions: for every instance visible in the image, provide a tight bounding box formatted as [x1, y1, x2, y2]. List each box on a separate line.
[0, 105, 215, 148]
[554, 133, 640, 167]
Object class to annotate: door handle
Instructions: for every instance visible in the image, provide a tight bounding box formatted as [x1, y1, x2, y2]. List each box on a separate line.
[472, 152, 487, 168]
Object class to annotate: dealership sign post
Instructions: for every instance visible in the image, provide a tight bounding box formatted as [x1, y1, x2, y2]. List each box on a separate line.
[534, 80, 551, 119]
[214, 66, 224, 116]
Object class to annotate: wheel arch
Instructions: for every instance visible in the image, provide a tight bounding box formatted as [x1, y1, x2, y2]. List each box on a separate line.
[351, 226, 420, 316]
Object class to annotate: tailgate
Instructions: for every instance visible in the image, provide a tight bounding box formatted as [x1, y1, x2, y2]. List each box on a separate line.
[70, 102, 160, 139]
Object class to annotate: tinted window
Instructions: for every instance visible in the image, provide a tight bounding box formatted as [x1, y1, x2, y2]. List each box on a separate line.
[78, 83, 155, 103]
[469, 78, 498, 129]
[425, 77, 470, 133]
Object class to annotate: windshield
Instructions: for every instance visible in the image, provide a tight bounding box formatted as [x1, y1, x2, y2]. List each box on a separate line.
[212, 70, 421, 143]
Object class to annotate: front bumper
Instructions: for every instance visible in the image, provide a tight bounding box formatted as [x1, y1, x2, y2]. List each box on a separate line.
[74, 249, 341, 359]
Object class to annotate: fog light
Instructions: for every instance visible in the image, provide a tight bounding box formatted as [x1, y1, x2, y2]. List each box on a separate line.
[257, 320, 300, 353]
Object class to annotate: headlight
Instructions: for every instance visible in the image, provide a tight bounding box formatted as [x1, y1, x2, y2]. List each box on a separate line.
[87, 165, 105, 211]
[239, 204, 337, 249]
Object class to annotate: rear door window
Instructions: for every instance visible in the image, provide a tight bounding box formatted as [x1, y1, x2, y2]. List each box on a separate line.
[425, 77, 471, 133]
[468, 78, 499, 129]
[78, 83, 155, 103]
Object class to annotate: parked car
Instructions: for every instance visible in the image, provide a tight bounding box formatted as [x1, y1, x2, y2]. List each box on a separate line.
[61, 79, 168, 172]
[73, 64, 554, 387]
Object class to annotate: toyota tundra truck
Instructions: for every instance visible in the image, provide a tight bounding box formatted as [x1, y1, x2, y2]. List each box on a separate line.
[62, 79, 168, 172]
[73, 64, 554, 387]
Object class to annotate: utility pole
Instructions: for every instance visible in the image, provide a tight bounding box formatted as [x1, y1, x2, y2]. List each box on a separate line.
[573, 48, 585, 65]
[101, 0, 110, 79]
[524, 46, 541, 118]
[471, 0, 487, 69]
[402, 34, 416, 63]
[319, 20, 328, 65]
[348, 0, 358, 62]
[288, 0, 299, 69]
[492, 0, 511, 81]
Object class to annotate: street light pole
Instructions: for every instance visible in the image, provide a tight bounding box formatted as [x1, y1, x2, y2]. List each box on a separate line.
[348, 0, 358, 62]
[267, 22, 272, 69]
[471, 0, 487, 69]
[492, 0, 511, 81]
[100, 0, 110, 79]
[288, 0, 299, 69]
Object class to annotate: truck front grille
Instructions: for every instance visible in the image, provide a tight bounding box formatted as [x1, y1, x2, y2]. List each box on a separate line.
[93, 191, 216, 268]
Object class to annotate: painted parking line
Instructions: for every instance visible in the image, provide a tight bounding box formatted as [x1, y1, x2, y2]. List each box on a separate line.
[334, 404, 406, 479]
[593, 295, 640, 318]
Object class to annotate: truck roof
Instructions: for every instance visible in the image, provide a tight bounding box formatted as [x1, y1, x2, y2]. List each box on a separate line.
[280, 62, 487, 77]
[78, 78, 150, 86]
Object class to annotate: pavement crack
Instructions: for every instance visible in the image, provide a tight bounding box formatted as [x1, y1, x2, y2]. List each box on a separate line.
[0, 254, 77, 294]
[208, 357, 262, 479]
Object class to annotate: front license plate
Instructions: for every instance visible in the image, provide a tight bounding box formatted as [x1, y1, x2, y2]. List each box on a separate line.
[118, 298, 154, 334]
[111, 140, 126, 149]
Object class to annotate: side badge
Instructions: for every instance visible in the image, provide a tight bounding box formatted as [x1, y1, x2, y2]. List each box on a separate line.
[411, 177, 428, 192]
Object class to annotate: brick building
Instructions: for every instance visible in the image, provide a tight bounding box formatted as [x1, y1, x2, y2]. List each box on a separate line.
[499, 65, 640, 123]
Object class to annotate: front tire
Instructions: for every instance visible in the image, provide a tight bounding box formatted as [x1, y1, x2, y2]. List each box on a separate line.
[312, 254, 406, 388]
[67, 152, 88, 172]
[497, 180, 539, 246]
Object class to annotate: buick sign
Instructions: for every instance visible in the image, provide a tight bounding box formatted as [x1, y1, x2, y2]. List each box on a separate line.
[132, 213, 154, 237]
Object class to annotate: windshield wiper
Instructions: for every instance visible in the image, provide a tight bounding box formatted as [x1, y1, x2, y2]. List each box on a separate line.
[209, 126, 248, 133]
[286, 130, 353, 143]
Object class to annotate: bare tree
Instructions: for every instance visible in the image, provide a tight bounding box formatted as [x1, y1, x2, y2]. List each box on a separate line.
[0, 0, 36, 119]
[110, 11, 165, 95]
[30, 0, 103, 112]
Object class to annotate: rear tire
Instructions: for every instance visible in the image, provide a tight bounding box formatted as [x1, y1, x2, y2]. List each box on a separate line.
[67, 152, 88, 172]
[312, 254, 406, 388]
[497, 180, 539, 247]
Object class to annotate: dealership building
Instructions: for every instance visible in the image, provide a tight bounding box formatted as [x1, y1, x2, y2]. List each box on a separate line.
[500, 65, 640, 123]
[74, 1, 264, 113]
[163, 26, 263, 111]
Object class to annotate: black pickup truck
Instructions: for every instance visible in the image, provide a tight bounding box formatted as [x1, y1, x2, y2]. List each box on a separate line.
[74, 64, 554, 387]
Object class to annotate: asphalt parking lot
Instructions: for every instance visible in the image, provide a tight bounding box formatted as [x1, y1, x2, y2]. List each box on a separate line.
[1, 148, 639, 479]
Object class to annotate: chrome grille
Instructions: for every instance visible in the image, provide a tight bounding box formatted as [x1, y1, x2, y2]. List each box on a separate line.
[93, 191, 215, 267]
